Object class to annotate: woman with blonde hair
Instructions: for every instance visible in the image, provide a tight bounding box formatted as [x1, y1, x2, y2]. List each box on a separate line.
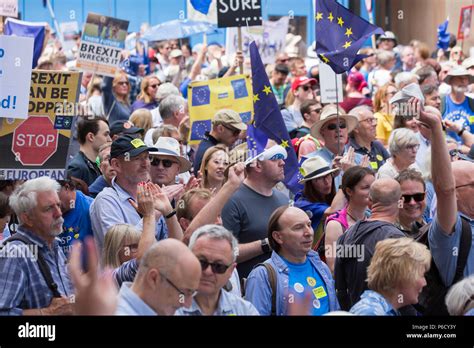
[102, 224, 141, 268]
[373, 82, 398, 146]
[131, 75, 161, 112]
[350, 237, 431, 316]
[129, 108, 153, 135]
[199, 145, 229, 192]
[102, 70, 132, 123]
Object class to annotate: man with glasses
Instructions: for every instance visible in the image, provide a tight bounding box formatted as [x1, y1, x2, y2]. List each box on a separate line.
[193, 109, 247, 176]
[349, 106, 389, 172]
[116, 239, 202, 315]
[175, 225, 259, 315]
[90, 135, 182, 253]
[149, 137, 192, 187]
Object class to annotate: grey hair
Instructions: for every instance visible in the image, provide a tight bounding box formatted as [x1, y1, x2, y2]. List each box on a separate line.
[349, 105, 372, 119]
[388, 128, 419, 156]
[377, 50, 396, 67]
[9, 177, 60, 220]
[159, 95, 186, 120]
[445, 275, 474, 315]
[188, 224, 239, 262]
[155, 83, 180, 102]
[394, 72, 419, 89]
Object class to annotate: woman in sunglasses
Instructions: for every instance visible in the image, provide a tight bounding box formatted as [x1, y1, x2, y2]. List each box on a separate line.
[394, 169, 427, 238]
[131, 75, 161, 112]
[199, 145, 229, 193]
[103, 70, 133, 123]
[376, 128, 421, 180]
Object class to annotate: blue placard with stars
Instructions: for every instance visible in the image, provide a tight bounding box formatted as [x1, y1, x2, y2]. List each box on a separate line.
[314, 0, 383, 74]
[232, 78, 249, 99]
[190, 120, 212, 141]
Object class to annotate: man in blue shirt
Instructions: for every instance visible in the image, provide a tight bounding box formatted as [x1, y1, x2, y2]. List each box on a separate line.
[0, 177, 74, 315]
[442, 66, 474, 144]
[57, 179, 94, 258]
[245, 206, 339, 315]
[90, 134, 179, 253]
[116, 239, 201, 315]
[423, 97, 474, 286]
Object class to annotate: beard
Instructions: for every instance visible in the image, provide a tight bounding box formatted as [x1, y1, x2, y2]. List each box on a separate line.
[49, 217, 65, 236]
[453, 86, 468, 94]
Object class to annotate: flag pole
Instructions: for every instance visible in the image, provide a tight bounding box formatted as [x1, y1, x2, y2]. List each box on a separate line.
[238, 27, 244, 74]
[45, 0, 64, 47]
[335, 72, 341, 155]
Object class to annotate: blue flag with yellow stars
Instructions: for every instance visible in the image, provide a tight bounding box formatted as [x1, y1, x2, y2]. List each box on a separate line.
[249, 41, 303, 194]
[315, 0, 383, 74]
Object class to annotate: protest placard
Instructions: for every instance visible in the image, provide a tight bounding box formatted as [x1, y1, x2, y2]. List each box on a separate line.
[60, 21, 80, 52]
[0, 70, 81, 180]
[188, 74, 253, 145]
[187, 0, 218, 24]
[76, 13, 129, 76]
[225, 17, 289, 65]
[217, 0, 262, 28]
[319, 62, 343, 104]
[458, 5, 473, 40]
[0, 0, 17, 17]
[0, 35, 34, 119]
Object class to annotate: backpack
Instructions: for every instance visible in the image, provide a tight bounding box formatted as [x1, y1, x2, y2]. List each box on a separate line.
[1, 234, 62, 298]
[256, 263, 277, 316]
[415, 217, 472, 316]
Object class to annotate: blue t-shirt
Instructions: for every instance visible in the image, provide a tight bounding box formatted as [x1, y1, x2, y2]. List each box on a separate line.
[58, 191, 94, 258]
[443, 95, 474, 144]
[282, 256, 329, 316]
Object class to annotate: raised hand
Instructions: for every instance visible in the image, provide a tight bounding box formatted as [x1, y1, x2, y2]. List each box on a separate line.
[227, 162, 246, 187]
[137, 182, 155, 217]
[148, 182, 174, 215]
[161, 183, 185, 202]
[340, 147, 356, 172]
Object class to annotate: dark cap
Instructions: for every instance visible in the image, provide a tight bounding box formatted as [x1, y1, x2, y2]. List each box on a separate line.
[274, 64, 289, 75]
[110, 120, 144, 138]
[458, 145, 474, 162]
[110, 134, 158, 159]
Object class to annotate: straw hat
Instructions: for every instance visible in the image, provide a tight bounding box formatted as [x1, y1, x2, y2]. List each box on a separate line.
[299, 156, 339, 184]
[310, 104, 358, 139]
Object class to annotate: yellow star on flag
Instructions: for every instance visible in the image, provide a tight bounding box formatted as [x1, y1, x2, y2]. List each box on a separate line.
[345, 27, 353, 37]
[343, 41, 352, 49]
[319, 54, 330, 64]
[253, 93, 260, 103]
[280, 140, 289, 148]
[315, 12, 323, 21]
[262, 85, 272, 95]
[337, 17, 344, 27]
[328, 12, 334, 22]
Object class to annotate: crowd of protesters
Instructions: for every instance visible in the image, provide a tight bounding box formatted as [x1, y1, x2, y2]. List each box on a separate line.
[0, 23, 474, 317]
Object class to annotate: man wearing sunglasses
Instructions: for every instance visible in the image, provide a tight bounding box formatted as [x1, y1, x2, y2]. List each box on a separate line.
[116, 239, 202, 315]
[149, 137, 192, 187]
[395, 169, 427, 238]
[175, 225, 259, 315]
[193, 109, 247, 176]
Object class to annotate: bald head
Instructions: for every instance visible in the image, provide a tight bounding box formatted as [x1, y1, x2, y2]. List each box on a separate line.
[452, 160, 474, 187]
[138, 239, 201, 280]
[369, 178, 401, 206]
[452, 160, 474, 217]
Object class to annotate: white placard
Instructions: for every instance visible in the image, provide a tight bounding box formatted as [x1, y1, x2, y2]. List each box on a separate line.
[0, 35, 34, 119]
[0, 0, 18, 17]
[319, 62, 343, 104]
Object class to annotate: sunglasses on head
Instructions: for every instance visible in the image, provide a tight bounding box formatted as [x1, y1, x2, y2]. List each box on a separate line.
[199, 259, 231, 274]
[150, 158, 177, 167]
[326, 123, 347, 130]
[402, 193, 425, 203]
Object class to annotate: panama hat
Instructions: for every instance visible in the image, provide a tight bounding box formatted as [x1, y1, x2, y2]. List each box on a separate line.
[299, 156, 339, 184]
[310, 104, 358, 139]
[444, 65, 474, 84]
[149, 137, 192, 173]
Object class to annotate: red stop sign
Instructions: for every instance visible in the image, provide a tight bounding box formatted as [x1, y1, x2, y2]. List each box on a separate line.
[12, 116, 58, 166]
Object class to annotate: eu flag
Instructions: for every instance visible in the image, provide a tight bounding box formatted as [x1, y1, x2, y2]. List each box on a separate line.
[437, 19, 450, 50]
[249, 41, 303, 194]
[315, 0, 383, 74]
[190, 0, 212, 15]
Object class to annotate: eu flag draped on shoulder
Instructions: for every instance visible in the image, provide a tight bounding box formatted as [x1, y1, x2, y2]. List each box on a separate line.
[315, 0, 384, 74]
[249, 41, 303, 194]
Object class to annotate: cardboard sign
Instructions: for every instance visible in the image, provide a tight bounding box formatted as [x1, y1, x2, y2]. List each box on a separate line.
[217, 0, 262, 28]
[60, 21, 80, 52]
[77, 13, 129, 76]
[319, 62, 343, 104]
[0, 70, 81, 180]
[188, 74, 253, 145]
[458, 6, 473, 40]
[187, 0, 218, 24]
[226, 17, 289, 65]
[0, 0, 17, 17]
[0, 35, 34, 119]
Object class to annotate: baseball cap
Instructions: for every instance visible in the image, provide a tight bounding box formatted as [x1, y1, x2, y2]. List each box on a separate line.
[110, 134, 157, 159]
[291, 76, 317, 92]
[245, 145, 288, 166]
[275, 64, 290, 75]
[169, 49, 183, 59]
[110, 120, 144, 138]
[212, 109, 247, 131]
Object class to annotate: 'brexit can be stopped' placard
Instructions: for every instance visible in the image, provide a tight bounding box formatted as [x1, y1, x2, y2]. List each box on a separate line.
[0, 35, 34, 119]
